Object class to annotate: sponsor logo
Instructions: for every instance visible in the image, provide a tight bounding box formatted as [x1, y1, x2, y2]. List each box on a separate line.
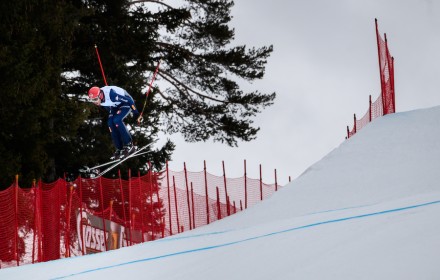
[76, 211, 107, 254]
[82, 224, 106, 253]
[76, 210, 143, 255]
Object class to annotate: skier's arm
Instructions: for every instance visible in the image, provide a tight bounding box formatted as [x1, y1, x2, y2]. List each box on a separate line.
[109, 89, 140, 116]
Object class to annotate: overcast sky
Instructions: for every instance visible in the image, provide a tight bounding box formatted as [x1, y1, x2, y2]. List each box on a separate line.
[160, 0, 440, 185]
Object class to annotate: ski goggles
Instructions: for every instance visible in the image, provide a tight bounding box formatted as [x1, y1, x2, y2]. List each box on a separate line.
[89, 96, 100, 102]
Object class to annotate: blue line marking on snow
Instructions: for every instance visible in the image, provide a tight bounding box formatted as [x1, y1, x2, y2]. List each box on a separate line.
[51, 199, 440, 279]
[154, 204, 378, 243]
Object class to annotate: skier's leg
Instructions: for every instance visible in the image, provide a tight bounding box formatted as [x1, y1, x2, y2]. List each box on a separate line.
[113, 107, 137, 158]
[108, 114, 123, 150]
[113, 107, 133, 146]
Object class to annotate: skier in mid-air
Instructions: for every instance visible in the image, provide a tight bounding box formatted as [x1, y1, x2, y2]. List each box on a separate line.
[88, 85, 143, 160]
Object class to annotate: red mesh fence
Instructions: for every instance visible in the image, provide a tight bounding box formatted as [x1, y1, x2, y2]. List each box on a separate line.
[377, 21, 395, 116]
[347, 19, 395, 138]
[0, 161, 281, 268]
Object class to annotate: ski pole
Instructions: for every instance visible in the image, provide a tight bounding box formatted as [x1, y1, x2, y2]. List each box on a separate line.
[138, 59, 162, 124]
[94, 44, 108, 86]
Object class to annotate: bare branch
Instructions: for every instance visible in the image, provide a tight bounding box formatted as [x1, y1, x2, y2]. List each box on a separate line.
[156, 42, 196, 59]
[155, 88, 191, 126]
[129, 0, 174, 10]
[159, 69, 229, 104]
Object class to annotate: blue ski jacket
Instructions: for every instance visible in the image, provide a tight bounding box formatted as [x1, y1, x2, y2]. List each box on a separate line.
[99, 86, 139, 116]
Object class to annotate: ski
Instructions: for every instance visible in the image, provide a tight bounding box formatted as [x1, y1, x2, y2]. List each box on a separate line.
[79, 159, 120, 174]
[92, 144, 151, 178]
[80, 143, 153, 178]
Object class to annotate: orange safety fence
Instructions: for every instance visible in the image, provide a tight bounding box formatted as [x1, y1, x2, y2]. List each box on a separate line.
[0, 161, 282, 269]
[346, 19, 395, 138]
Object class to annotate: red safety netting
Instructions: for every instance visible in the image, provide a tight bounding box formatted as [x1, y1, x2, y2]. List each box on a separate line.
[347, 19, 395, 139]
[0, 162, 281, 268]
[377, 35, 395, 116]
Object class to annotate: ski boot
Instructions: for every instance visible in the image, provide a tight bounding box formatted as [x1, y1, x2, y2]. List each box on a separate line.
[110, 149, 122, 160]
[120, 143, 137, 159]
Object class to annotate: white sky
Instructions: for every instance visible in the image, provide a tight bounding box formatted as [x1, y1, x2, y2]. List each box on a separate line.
[3, 103, 440, 279]
[160, 0, 440, 186]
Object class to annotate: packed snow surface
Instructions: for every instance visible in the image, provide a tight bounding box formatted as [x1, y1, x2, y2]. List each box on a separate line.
[1, 106, 440, 279]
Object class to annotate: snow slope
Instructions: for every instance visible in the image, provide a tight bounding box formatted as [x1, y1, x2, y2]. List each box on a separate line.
[1, 106, 440, 280]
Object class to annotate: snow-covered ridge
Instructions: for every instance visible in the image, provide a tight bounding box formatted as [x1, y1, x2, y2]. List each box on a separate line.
[1, 106, 440, 279]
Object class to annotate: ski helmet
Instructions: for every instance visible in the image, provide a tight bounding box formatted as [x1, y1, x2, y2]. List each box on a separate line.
[88, 86, 101, 101]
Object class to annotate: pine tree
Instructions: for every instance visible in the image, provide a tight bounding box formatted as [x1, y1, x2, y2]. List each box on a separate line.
[0, 0, 275, 188]
[0, 0, 89, 188]
[70, 0, 275, 147]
